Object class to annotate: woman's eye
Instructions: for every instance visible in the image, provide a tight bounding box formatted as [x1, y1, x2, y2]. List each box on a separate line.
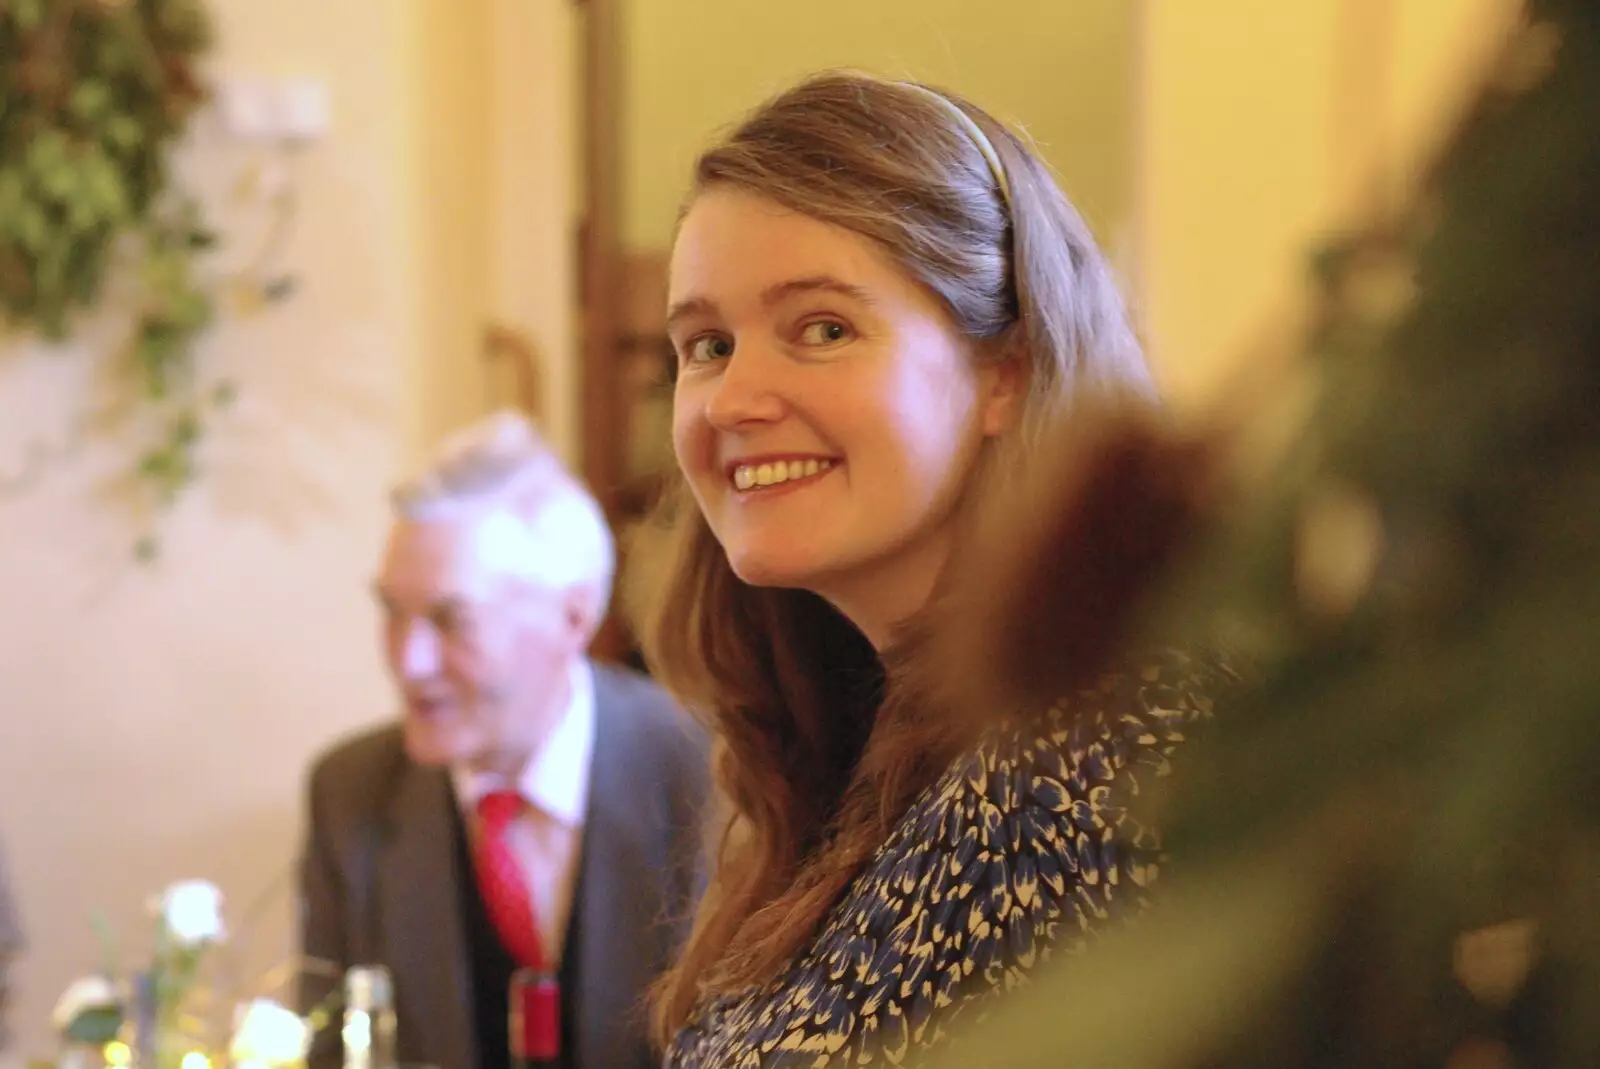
[686, 334, 735, 363]
[799, 319, 853, 346]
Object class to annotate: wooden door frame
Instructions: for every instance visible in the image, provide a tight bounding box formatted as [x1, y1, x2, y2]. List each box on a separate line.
[575, 0, 632, 662]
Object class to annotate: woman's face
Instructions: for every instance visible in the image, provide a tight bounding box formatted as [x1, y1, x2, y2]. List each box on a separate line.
[668, 187, 1018, 642]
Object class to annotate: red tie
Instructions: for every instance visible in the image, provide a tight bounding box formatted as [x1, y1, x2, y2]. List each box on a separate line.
[471, 790, 546, 970]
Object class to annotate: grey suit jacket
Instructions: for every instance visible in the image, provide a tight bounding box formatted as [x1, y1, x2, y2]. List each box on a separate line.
[296, 663, 709, 1069]
[0, 841, 20, 1055]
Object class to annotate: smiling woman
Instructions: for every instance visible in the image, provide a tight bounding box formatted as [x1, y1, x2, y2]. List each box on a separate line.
[632, 71, 1236, 1067]
[666, 188, 1011, 634]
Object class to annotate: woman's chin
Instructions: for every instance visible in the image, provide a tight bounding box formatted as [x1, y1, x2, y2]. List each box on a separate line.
[725, 548, 826, 592]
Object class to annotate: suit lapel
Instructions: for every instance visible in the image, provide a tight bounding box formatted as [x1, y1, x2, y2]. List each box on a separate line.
[571, 676, 653, 1069]
[377, 764, 476, 1069]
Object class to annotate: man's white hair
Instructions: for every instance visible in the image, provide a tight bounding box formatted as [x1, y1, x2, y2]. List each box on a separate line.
[392, 410, 615, 616]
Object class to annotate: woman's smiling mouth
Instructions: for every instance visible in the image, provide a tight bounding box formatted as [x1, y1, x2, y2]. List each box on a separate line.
[727, 456, 839, 492]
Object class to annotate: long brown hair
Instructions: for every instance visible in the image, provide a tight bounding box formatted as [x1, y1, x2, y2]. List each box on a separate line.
[633, 70, 1151, 1043]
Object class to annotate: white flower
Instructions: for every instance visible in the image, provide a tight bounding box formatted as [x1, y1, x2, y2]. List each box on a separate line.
[51, 975, 121, 1032]
[230, 999, 312, 1066]
[157, 880, 226, 946]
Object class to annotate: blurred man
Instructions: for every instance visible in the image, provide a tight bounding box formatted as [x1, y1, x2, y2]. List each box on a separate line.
[0, 840, 20, 1055]
[297, 412, 708, 1069]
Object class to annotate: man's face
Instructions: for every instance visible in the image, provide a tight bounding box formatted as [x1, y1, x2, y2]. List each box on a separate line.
[373, 511, 588, 772]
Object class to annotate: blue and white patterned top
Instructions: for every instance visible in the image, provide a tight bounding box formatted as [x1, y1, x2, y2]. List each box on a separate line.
[666, 649, 1233, 1067]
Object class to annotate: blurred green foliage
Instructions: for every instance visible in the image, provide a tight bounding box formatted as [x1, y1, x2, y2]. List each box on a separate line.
[937, 1, 1599, 1066]
[1, 0, 233, 525]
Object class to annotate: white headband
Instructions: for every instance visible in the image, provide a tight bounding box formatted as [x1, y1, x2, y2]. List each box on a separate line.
[898, 82, 1012, 209]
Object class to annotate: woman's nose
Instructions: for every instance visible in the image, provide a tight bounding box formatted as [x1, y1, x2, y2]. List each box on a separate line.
[704, 346, 787, 430]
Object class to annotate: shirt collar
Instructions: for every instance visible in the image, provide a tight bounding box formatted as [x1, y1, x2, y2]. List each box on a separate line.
[450, 658, 595, 828]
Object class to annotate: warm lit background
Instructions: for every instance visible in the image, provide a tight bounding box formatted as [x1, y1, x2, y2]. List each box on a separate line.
[0, 0, 1516, 1057]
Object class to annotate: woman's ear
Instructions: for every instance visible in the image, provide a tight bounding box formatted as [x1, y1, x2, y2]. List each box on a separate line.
[979, 351, 1029, 436]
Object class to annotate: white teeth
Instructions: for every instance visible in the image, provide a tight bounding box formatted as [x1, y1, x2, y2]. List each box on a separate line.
[731, 458, 834, 491]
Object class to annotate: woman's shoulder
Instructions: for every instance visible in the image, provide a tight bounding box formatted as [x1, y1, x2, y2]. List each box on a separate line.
[969, 642, 1239, 809]
[864, 643, 1241, 934]
[663, 645, 1240, 1067]
[836, 646, 1235, 1043]
[1034, 643, 1239, 759]
[873, 644, 1239, 935]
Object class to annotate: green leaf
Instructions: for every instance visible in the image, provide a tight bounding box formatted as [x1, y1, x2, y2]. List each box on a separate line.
[71, 256, 105, 304]
[139, 248, 183, 295]
[26, 130, 68, 175]
[135, 320, 180, 397]
[262, 275, 297, 302]
[77, 148, 126, 219]
[63, 1005, 124, 1046]
[15, 203, 47, 252]
[35, 249, 65, 300]
[90, 909, 119, 974]
[0, 169, 23, 216]
[1, 0, 228, 524]
[14, 0, 43, 33]
[104, 115, 144, 152]
[69, 81, 113, 122]
[139, 449, 173, 479]
[38, 302, 70, 342]
[66, 195, 101, 235]
[170, 410, 200, 447]
[42, 162, 80, 204]
[170, 289, 210, 331]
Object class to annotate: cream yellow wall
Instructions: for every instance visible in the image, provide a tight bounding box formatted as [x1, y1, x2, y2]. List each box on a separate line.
[0, 0, 576, 1057]
[415, 1, 493, 445]
[621, 0, 1139, 254]
[486, 0, 581, 465]
[1136, 0, 1522, 405]
[412, 0, 582, 462]
[1387, 0, 1523, 200]
[624, 0, 1520, 407]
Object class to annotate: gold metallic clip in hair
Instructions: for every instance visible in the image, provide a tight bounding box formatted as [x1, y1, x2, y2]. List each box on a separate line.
[898, 82, 1012, 209]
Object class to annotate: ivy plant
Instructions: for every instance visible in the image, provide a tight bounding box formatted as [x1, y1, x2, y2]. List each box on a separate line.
[1, 0, 278, 555]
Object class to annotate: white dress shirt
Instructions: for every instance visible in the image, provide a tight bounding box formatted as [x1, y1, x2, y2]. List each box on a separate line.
[451, 659, 595, 966]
